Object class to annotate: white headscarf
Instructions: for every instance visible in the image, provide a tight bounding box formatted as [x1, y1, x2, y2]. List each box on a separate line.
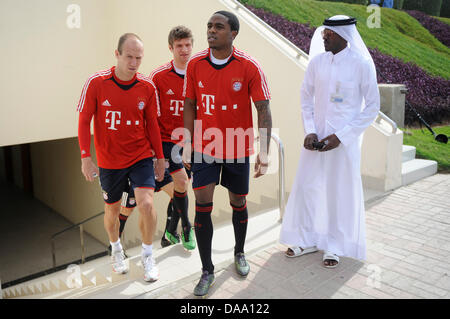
[309, 15, 376, 73]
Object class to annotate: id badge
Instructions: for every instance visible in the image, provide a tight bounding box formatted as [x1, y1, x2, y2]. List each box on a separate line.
[330, 81, 344, 103]
[330, 94, 343, 103]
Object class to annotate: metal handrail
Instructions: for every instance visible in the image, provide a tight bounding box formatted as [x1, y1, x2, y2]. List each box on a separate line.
[222, 0, 310, 64]
[375, 111, 397, 134]
[270, 133, 286, 220]
[51, 211, 104, 268]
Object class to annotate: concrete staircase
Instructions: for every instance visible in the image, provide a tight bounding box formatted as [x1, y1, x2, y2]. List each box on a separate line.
[401, 145, 437, 186]
[1, 208, 283, 299]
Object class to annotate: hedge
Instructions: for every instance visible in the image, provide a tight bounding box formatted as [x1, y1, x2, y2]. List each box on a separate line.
[441, 0, 450, 18]
[403, 0, 443, 17]
[245, 5, 450, 126]
[407, 10, 450, 47]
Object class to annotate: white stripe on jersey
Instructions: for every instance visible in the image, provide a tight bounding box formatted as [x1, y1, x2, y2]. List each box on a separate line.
[77, 69, 111, 113]
[234, 49, 271, 100]
[183, 49, 209, 97]
[149, 62, 172, 81]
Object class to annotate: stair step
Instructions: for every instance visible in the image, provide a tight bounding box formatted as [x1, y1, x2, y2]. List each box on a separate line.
[402, 145, 416, 163]
[402, 159, 437, 186]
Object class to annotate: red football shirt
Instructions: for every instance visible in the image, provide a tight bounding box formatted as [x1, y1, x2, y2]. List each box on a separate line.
[77, 66, 164, 169]
[150, 61, 185, 143]
[183, 47, 271, 159]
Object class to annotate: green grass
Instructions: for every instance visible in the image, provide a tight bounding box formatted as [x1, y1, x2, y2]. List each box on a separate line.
[240, 0, 450, 79]
[436, 16, 450, 25]
[403, 126, 450, 172]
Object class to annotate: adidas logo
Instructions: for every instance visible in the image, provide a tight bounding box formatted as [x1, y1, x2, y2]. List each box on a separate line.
[102, 99, 111, 107]
[198, 81, 204, 88]
[166, 89, 175, 95]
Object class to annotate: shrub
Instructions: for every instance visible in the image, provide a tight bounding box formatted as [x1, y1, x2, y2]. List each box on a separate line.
[394, 0, 405, 9]
[246, 5, 450, 126]
[407, 10, 450, 47]
[403, 0, 443, 17]
[442, 0, 450, 18]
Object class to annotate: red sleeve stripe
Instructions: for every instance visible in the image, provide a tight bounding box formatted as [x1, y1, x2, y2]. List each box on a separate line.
[137, 74, 161, 116]
[182, 49, 209, 97]
[234, 50, 271, 100]
[77, 69, 111, 113]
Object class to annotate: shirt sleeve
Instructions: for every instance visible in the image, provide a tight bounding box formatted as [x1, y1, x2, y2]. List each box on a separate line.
[300, 59, 317, 136]
[335, 60, 380, 146]
[248, 59, 271, 102]
[183, 59, 196, 101]
[145, 82, 164, 159]
[77, 77, 97, 158]
[149, 71, 161, 117]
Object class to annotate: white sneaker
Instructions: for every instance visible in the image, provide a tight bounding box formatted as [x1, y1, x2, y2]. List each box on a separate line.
[111, 249, 128, 274]
[142, 255, 159, 282]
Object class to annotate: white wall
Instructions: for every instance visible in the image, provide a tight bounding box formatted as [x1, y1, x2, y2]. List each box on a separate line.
[0, 0, 305, 246]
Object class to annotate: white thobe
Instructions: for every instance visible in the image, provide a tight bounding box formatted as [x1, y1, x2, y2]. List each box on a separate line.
[280, 47, 380, 260]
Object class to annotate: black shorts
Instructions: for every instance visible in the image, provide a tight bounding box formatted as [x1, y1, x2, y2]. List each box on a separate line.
[191, 153, 249, 196]
[99, 157, 155, 205]
[154, 142, 191, 192]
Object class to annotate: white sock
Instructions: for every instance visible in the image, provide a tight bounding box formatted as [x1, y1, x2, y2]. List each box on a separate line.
[142, 243, 153, 257]
[110, 239, 122, 252]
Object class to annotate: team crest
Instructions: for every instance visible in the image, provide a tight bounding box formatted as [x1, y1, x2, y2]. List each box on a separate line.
[138, 101, 145, 110]
[232, 81, 242, 92]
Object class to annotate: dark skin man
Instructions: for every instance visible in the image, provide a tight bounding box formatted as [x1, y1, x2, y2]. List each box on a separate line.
[182, 13, 272, 207]
[304, 28, 348, 154]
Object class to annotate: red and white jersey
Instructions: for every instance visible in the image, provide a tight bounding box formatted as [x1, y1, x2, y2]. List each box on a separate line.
[77, 66, 164, 169]
[150, 61, 185, 143]
[183, 47, 271, 159]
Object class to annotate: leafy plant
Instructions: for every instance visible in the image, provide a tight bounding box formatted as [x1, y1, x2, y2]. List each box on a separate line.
[245, 4, 450, 126]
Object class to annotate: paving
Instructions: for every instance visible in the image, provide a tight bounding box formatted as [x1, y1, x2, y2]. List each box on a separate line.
[3, 174, 449, 300]
[139, 173, 450, 299]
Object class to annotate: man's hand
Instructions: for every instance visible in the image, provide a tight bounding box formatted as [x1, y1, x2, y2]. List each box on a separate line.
[154, 158, 165, 182]
[81, 157, 99, 182]
[318, 134, 341, 152]
[182, 140, 192, 170]
[254, 152, 269, 178]
[304, 133, 318, 150]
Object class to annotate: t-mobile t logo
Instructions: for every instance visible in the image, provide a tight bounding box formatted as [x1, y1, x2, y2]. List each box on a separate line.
[105, 110, 121, 130]
[170, 99, 184, 116]
[201, 94, 215, 116]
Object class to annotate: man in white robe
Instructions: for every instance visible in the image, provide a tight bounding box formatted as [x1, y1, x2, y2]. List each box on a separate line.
[279, 15, 380, 268]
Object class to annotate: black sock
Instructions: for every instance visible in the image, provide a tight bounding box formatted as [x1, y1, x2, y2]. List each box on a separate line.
[195, 202, 214, 274]
[231, 201, 248, 256]
[173, 191, 190, 232]
[118, 214, 129, 237]
[165, 200, 177, 234]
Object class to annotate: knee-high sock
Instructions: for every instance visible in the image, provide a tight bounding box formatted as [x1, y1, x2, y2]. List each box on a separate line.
[231, 201, 248, 256]
[164, 199, 175, 234]
[195, 202, 214, 273]
[172, 191, 190, 232]
[118, 214, 129, 237]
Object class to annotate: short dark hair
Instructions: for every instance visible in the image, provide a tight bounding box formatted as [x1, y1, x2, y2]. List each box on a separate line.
[117, 33, 142, 54]
[214, 10, 240, 32]
[168, 25, 193, 46]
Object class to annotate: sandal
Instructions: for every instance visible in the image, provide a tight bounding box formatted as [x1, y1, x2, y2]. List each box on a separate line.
[285, 246, 318, 258]
[323, 251, 339, 268]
